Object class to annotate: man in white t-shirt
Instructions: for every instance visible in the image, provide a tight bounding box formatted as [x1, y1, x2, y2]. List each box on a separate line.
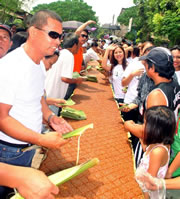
[0, 20, 61, 198]
[45, 33, 84, 115]
[83, 41, 101, 66]
[0, 10, 73, 169]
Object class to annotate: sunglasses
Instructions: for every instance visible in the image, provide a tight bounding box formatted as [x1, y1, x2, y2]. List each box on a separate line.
[35, 27, 62, 40]
[81, 34, 88, 39]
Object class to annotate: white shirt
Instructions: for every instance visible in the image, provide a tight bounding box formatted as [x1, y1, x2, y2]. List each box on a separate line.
[45, 49, 74, 99]
[112, 64, 125, 99]
[83, 48, 99, 65]
[123, 57, 145, 104]
[175, 71, 180, 85]
[0, 46, 45, 144]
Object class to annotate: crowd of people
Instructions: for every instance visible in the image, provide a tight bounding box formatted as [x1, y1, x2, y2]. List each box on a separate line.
[0, 8, 180, 199]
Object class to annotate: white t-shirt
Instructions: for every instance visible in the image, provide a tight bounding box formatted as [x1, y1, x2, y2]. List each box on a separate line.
[83, 48, 99, 65]
[175, 71, 180, 85]
[0, 46, 45, 144]
[112, 64, 125, 99]
[45, 49, 74, 99]
[123, 58, 145, 104]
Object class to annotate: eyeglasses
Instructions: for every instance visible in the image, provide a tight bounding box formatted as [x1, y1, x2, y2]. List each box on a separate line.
[35, 27, 62, 40]
[81, 34, 88, 39]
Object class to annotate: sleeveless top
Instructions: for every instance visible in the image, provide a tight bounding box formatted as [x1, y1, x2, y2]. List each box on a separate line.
[138, 144, 170, 178]
[145, 81, 180, 120]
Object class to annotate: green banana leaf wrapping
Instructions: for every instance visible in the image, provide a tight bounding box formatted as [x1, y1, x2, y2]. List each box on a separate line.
[59, 98, 76, 106]
[96, 66, 105, 71]
[86, 75, 98, 82]
[11, 158, 99, 199]
[62, 123, 93, 139]
[72, 72, 81, 79]
[86, 65, 92, 70]
[61, 107, 86, 120]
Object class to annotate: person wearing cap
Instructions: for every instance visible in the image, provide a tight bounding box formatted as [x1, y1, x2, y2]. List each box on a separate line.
[124, 47, 180, 158]
[0, 24, 12, 58]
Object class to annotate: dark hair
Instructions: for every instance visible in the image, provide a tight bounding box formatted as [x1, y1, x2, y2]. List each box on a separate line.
[29, 10, 62, 29]
[133, 46, 140, 57]
[63, 32, 79, 48]
[171, 45, 180, 52]
[143, 46, 155, 55]
[91, 41, 98, 47]
[8, 31, 28, 52]
[110, 45, 127, 73]
[82, 29, 89, 36]
[146, 58, 175, 79]
[141, 41, 153, 51]
[143, 106, 176, 145]
[45, 50, 59, 59]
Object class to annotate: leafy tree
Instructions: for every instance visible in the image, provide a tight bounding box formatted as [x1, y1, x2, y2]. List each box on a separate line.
[117, 6, 138, 27]
[0, 0, 34, 24]
[0, 0, 21, 23]
[118, 0, 180, 46]
[32, 0, 98, 23]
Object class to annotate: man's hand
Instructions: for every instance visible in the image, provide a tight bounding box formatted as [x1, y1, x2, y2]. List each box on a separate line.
[49, 116, 73, 134]
[46, 98, 66, 107]
[106, 43, 117, 52]
[87, 20, 96, 25]
[39, 131, 70, 149]
[76, 77, 84, 84]
[16, 167, 59, 199]
[132, 68, 144, 77]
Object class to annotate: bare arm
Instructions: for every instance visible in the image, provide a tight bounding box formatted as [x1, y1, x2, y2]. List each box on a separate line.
[0, 163, 59, 199]
[122, 68, 144, 87]
[61, 77, 84, 84]
[165, 177, 180, 189]
[46, 98, 66, 106]
[41, 96, 53, 122]
[146, 89, 167, 108]
[0, 102, 42, 144]
[0, 101, 70, 148]
[101, 44, 117, 72]
[166, 152, 180, 178]
[148, 147, 168, 177]
[75, 20, 96, 35]
[124, 120, 144, 138]
[41, 96, 73, 134]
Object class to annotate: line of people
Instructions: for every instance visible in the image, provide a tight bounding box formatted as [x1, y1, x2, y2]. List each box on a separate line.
[0, 9, 180, 199]
[99, 39, 180, 198]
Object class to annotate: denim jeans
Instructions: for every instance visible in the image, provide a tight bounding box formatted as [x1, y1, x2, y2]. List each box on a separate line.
[0, 143, 35, 167]
[0, 143, 36, 198]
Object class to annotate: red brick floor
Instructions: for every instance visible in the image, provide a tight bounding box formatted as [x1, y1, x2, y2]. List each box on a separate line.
[40, 68, 143, 199]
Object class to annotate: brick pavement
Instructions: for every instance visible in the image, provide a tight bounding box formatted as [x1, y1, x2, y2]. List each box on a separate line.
[40, 68, 143, 199]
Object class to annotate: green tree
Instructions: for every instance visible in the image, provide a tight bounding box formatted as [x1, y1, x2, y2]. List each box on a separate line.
[32, 0, 98, 23]
[134, 0, 180, 45]
[117, 6, 138, 27]
[118, 0, 180, 46]
[0, 0, 21, 23]
[0, 0, 34, 24]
